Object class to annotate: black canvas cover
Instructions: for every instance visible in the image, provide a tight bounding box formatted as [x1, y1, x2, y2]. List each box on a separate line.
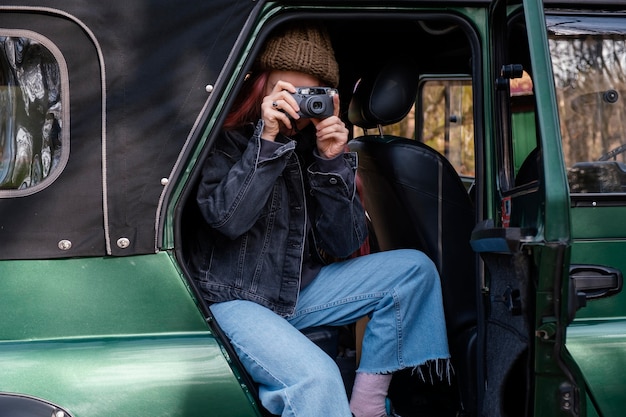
[0, 0, 255, 258]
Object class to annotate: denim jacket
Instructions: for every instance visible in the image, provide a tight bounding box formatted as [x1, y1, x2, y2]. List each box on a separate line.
[189, 121, 367, 316]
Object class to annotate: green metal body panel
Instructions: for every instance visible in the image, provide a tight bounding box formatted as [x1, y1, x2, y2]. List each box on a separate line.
[571, 206, 626, 241]
[0, 253, 205, 339]
[0, 335, 258, 417]
[567, 237, 626, 416]
[0, 253, 260, 417]
[567, 320, 626, 417]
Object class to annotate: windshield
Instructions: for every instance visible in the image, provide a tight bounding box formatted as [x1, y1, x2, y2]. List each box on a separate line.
[548, 15, 626, 193]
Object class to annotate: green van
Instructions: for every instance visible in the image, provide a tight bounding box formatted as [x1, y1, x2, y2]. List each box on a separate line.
[0, 0, 624, 416]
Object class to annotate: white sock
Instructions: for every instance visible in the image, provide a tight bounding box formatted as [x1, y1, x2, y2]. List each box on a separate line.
[349, 372, 393, 417]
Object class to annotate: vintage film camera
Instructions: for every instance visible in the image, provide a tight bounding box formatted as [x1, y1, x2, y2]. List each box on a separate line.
[291, 87, 337, 119]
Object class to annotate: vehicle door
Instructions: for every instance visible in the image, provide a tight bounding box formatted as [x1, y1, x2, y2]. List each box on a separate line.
[471, 0, 590, 416]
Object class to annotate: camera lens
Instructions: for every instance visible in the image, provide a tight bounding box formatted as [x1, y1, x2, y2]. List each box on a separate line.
[305, 97, 326, 115]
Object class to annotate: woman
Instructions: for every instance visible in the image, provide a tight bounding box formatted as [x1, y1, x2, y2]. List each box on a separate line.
[189, 23, 450, 417]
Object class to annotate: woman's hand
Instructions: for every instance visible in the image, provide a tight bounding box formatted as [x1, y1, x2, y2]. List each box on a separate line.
[312, 94, 348, 159]
[260, 80, 301, 141]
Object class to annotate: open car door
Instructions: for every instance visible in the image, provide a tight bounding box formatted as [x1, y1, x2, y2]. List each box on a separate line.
[471, 0, 594, 416]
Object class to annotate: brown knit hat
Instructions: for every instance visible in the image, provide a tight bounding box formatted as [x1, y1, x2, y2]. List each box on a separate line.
[256, 23, 339, 87]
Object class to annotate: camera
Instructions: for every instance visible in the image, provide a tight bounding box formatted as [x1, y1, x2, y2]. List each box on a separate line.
[291, 87, 336, 119]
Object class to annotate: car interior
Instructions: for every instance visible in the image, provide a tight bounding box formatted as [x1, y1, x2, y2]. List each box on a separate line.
[179, 13, 485, 417]
[348, 58, 478, 416]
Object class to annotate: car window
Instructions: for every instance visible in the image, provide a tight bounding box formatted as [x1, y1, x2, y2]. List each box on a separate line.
[419, 78, 474, 180]
[353, 78, 475, 183]
[0, 32, 67, 194]
[548, 15, 626, 194]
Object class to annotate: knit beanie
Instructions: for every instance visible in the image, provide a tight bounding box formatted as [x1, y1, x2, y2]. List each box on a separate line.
[256, 23, 339, 88]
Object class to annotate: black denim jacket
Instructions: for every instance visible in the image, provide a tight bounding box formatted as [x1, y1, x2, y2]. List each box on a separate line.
[189, 121, 367, 316]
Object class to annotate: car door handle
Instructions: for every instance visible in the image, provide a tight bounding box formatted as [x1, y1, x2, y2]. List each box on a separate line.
[570, 264, 623, 300]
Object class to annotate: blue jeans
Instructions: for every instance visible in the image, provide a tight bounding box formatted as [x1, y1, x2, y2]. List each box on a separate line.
[210, 249, 450, 417]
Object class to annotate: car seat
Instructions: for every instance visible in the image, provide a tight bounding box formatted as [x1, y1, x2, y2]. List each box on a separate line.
[348, 61, 478, 416]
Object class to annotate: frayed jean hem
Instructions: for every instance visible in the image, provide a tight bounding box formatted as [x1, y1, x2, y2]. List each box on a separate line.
[356, 357, 454, 385]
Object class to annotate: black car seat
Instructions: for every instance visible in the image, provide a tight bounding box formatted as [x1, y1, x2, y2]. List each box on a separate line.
[348, 61, 478, 416]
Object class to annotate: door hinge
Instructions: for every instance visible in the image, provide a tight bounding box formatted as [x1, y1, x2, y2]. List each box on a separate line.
[559, 382, 579, 416]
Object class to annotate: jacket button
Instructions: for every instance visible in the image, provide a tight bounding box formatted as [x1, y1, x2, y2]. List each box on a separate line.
[329, 177, 338, 185]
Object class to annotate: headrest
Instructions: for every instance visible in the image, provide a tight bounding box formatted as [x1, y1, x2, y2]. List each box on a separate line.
[348, 61, 419, 129]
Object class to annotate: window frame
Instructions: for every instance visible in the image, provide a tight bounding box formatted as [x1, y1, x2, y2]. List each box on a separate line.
[0, 28, 70, 198]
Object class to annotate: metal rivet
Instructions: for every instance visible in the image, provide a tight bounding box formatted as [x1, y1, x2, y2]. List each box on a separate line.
[160, 177, 169, 186]
[205, 84, 214, 93]
[58, 240, 72, 250]
[54, 410, 66, 417]
[117, 237, 131, 249]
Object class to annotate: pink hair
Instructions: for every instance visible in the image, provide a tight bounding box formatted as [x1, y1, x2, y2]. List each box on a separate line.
[223, 72, 270, 130]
